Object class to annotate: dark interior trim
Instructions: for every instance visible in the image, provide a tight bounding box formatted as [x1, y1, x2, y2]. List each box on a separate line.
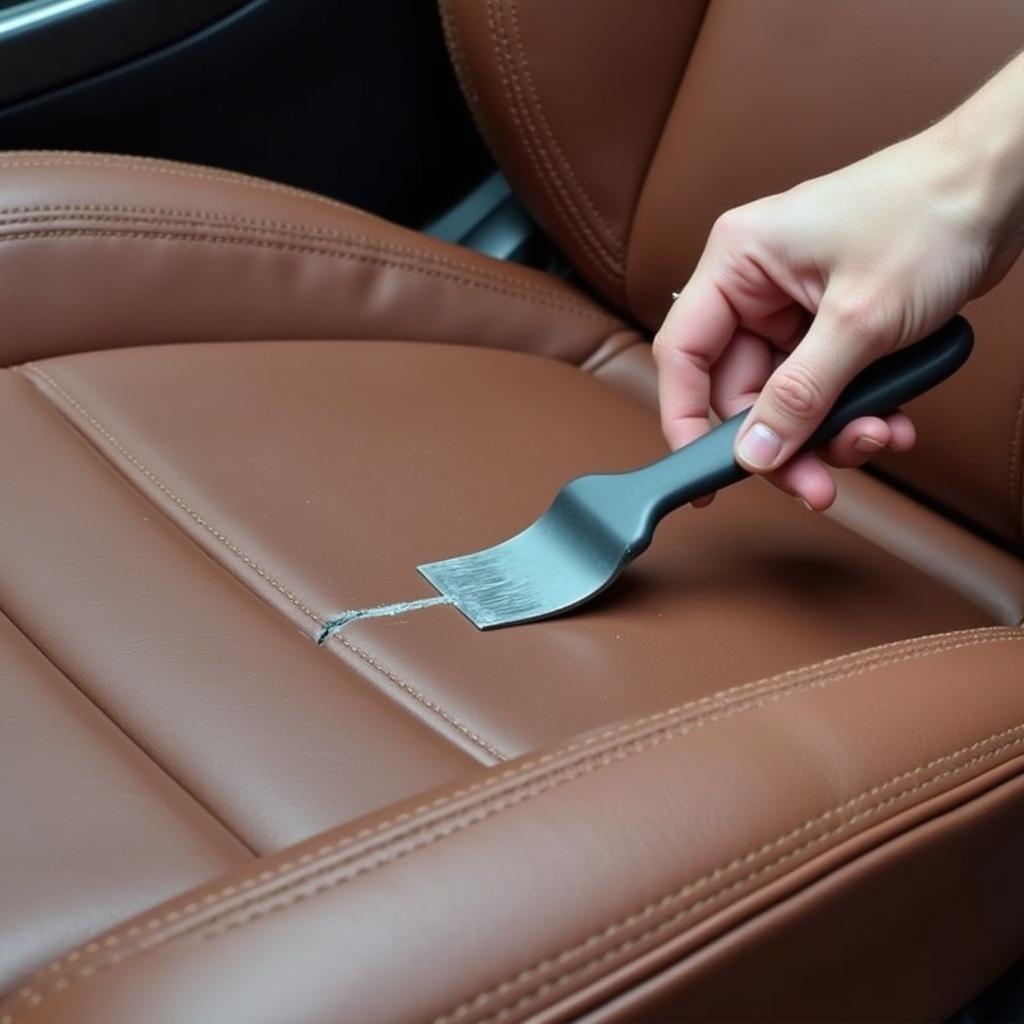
[0, 0, 247, 106]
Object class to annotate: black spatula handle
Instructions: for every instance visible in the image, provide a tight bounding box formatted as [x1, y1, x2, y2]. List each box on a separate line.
[633, 315, 973, 521]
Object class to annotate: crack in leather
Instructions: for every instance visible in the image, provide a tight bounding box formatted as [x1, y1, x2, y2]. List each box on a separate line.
[18, 364, 505, 765]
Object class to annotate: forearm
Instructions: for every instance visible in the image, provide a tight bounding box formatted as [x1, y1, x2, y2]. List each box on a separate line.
[935, 49, 1024, 251]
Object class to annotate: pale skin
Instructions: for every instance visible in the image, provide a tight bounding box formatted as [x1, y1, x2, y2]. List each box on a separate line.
[654, 50, 1024, 510]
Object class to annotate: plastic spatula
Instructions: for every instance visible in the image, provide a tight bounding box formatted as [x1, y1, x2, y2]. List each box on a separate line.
[417, 316, 973, 629]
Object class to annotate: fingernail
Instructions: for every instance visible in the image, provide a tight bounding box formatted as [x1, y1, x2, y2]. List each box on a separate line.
[736, 422, 782, 470]
[798, 497, 814, 512]
[853, 435, 886, 454]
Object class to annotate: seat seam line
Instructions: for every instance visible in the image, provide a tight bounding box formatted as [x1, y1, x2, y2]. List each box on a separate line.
[17, 628, 1016, 971]
[10, 629, 1019, 1016]
[505, 0, 625, 255]
[0, 225, 616, 327]
[486, 0, 623, 288]
[18, 365, 503, 764]
[0, 205, 616, 316]
[460, 740, 1024, 1024]
[0, 598, 257, 858]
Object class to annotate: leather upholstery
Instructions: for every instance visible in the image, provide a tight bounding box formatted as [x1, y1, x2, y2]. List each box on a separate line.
[8, 630, 1024, 1023]
[1, 3, 1024, 1021]
[440, 0, 707, 306]
[447, 0, 1024, 545]
[0, 150, 636, 368]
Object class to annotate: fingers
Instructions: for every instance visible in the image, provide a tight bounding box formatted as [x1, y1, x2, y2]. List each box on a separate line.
[769, 453, 837, 511]
[822, 411, 916, 467]
[772, 410, 917, 509]
[654, 273, 737, 451]
[733, 292, 889, 473]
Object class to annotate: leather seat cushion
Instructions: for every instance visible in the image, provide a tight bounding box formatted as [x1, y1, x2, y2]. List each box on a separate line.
[0, 338, 993, 986]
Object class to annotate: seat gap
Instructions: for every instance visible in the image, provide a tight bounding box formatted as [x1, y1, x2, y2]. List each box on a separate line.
[0, 598, 257, 857]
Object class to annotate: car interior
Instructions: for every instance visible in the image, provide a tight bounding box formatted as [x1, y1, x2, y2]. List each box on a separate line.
[1, 1, 1024, 1021]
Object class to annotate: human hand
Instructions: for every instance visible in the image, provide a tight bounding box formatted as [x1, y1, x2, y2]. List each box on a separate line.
[653, 108, 1024, 510]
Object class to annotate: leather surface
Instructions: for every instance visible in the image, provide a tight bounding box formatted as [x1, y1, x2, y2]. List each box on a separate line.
[441, 0, 707, 304]
[0, 151, 635, 368]
[3, 1, 1024, 1013]
[0, 366, 477, 835]
[7, 628, 1023, 1024]
[24, 340, 992, 761]
[0, 609, 249, 996]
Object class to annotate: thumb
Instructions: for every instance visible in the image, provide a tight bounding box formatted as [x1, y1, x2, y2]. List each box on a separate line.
[733, 294, 887, 473]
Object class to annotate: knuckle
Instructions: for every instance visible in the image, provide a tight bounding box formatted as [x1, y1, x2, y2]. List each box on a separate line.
[769, 363, 828, 421]
[827, 291, 886, 345]
[710, 205, 752, 243]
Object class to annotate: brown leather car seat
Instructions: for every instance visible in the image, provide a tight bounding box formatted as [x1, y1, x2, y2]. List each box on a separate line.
[1, 2, 1023, 1021]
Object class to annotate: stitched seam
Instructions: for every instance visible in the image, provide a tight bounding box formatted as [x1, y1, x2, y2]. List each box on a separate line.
[15, 630, 1014, 990]
[11, 631, 1019, 1014]
[23, 366, 321, 623]
[14, 630, 1015, 981]
[333, 635, 506, 761]
[19, 366, 501, 763]
[0, 600, 259, 860]
[0, 227, 613, 327]
[0, 206, 613, 318]
[439, 0, 502, 156]
[505, 0, 624, 254]
[487, 0, 622, 286]
[1009, 377, 1024, 537]
[14, 649, 1024, 1019]
[494, 0, 623, 275]
[0, 152, 368, 217]
[464, 737, 1024, 1024]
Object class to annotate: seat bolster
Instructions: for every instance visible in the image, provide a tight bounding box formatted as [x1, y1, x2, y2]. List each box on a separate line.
[7, 627, 1024, 1024]
[0, 150, 633, 367]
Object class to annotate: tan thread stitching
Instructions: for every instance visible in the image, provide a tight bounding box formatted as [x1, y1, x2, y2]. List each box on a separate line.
[0, 151, 367, 217]
[23, 366, 321, 623]
[333, 636, 506, 761]
[20, 366, 502, 761]
[438, 0, 502, 156]
[464, 735, 1024, 1024]
[505, 0, 624, 254]
[15, 650, 1024, 1019]
[10, 630, 1019, 1016]
[10, 629, 1012, 992]
[0, 226, 611, 326]
[0, 205, 614, 320]
[486, 0, 622, 287]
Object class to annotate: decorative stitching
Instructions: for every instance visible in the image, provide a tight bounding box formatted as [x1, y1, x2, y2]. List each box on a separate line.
[464, 734, 1024, 1024]
[9, 629, 1011, 989]
[0, 226, 613, 327]
[333, 636, 506, 761]
[19, 366, 502, 763]
[0, 151, 368, 217]
[486, 0, 623, 288]
[22, 366, 321, 622]
[8, 629, 1019, 1018]
[7, 629, 1008, 997]
[0, 205, 614, 319]
[439, 0, 502, 156]
[505, 0, 624, 253]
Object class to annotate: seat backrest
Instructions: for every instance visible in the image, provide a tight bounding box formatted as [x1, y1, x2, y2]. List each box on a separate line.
[442, 0, 1024, 549]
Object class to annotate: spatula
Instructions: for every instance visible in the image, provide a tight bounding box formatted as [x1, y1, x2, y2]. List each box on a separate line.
[415, 315, 972, 630]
